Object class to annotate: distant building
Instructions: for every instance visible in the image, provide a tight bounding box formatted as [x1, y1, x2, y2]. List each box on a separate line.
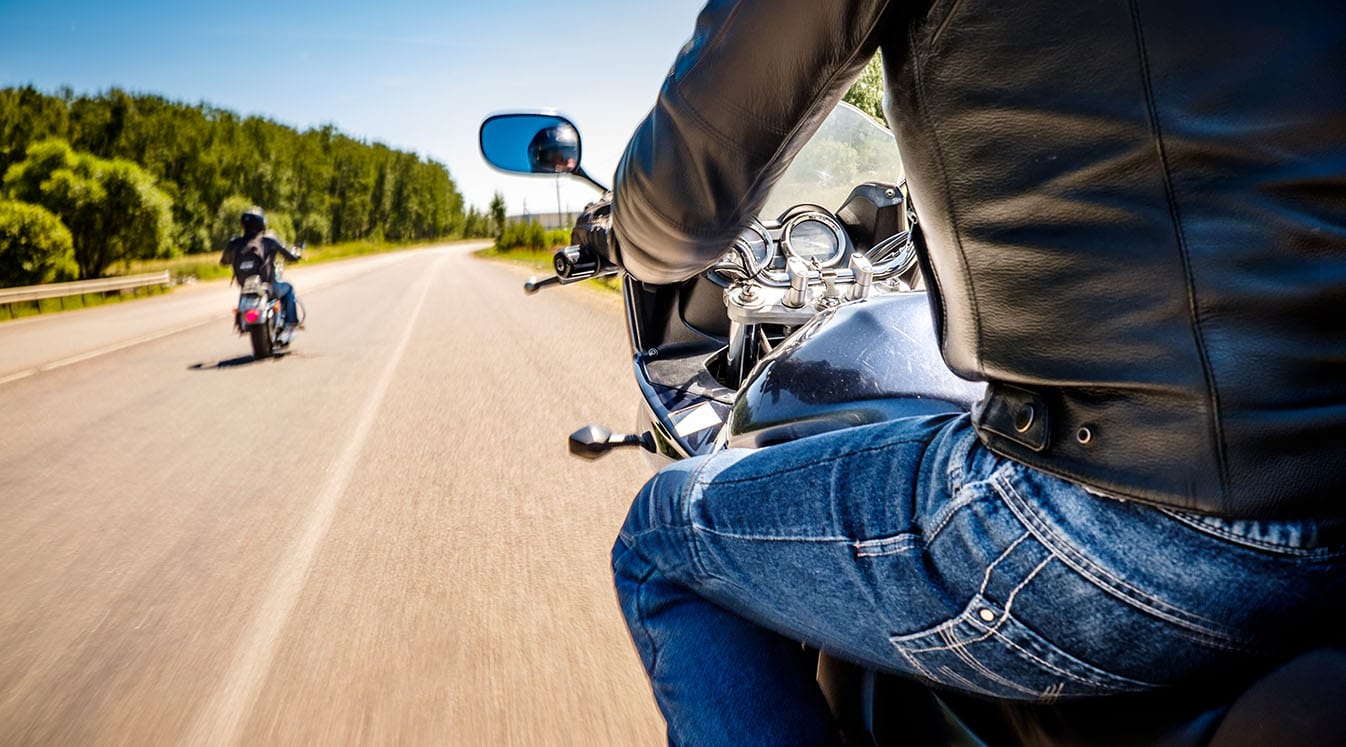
[507, 211, 573, 231]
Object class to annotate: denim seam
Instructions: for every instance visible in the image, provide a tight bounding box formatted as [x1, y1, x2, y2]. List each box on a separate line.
[935, 664, 982, 694]
[909, 554, 1160, 692]
[943, 627, 1041, 697]
[987, 626, 1158, 690]
[979, 532, 1032, 596]
[701, 437, 931, 486]
[894, 547, 1044, 654]
[993, 472, 1252, 652]
[945, 428, 977, 493]
[695, 527, 855, 543]
[854, 533, 923, 558]
[925, 488, 988, 545]
[1155, 507, 1346, 559]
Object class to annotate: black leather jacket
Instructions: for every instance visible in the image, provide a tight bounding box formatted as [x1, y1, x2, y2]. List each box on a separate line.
[611, 0, 1346, 519]
[220, 230, 300, 286]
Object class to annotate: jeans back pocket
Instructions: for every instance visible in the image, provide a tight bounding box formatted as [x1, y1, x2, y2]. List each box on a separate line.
[888, 594, 1159, 702]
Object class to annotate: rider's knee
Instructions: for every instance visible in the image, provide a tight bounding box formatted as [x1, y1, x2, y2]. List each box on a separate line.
[622, 458, 706, 539]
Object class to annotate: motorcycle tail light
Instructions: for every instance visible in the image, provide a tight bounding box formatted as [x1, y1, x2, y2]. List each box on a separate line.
[244, 308, 261, 324]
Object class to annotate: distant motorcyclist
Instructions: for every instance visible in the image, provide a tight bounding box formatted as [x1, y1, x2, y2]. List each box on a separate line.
[220, 206, 303, 339]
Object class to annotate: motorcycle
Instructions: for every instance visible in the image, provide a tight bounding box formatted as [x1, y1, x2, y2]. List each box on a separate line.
[233, 242, 304, 359]
[480, 103, 1346, 745]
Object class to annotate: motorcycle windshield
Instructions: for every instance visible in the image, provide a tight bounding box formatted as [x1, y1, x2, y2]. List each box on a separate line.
[760, 102, 905, 218]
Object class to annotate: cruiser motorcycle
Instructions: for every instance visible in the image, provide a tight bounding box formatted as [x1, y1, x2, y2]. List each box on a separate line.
[233, 243, 303, 360]
[480, 103, 1345, 745]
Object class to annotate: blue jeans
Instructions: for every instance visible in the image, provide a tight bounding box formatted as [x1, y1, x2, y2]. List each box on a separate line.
[612, 414, 1346, 746]
[273, 281, 299, 325]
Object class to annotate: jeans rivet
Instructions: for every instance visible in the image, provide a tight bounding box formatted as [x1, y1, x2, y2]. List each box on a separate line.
[978, 608, 996, 623]
[1013, 404, 1035, 433]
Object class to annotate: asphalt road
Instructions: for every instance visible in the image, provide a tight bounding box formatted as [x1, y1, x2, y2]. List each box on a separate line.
[0, 243, 666, 745]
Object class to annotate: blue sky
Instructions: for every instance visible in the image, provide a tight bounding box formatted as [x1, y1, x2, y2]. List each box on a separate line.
[0, 0, 706, 215]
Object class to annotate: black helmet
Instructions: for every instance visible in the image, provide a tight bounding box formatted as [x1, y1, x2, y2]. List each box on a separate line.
[241, 206, 266, 234]
[527, 124, 579, 174]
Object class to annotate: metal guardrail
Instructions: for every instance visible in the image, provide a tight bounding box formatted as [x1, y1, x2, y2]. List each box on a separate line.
[0, 271, 172, 306]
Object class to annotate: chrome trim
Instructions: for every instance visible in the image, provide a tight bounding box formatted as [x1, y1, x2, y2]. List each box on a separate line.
[781, 211, 846, 267]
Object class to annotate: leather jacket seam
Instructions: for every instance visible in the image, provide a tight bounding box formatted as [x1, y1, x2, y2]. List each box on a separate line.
[723, 2, 898, 224]
[928, 0, 966, 48]
[908, 23, 984, 372]
[671, 0, 747, 94]
[1128, 0, 1231, 495]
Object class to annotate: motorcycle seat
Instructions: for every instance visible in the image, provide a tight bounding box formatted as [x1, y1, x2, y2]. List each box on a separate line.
[868, 646, 1346, 746]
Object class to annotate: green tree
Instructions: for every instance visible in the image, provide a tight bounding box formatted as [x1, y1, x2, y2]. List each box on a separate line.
[0, 200, 75, 286]
[4, 139, 175, 278]
[842, 54, 886, 125]
[489, 191, 507, 240]
[0, 87, 471, 254]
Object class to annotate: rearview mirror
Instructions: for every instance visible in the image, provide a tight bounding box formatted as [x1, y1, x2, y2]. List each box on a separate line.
[480, 113, 581, 176]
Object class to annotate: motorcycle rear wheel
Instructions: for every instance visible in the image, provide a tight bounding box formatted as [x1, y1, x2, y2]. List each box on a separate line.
[249, 324, 273, 359]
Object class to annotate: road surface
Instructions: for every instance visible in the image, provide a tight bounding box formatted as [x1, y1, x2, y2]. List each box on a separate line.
[0, 243, 666, 745]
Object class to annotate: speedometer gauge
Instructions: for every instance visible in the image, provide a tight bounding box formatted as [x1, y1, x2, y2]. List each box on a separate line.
[733, 221, 773, 272]
[782, 212, 846, 267]
[711, 221, 774, 281]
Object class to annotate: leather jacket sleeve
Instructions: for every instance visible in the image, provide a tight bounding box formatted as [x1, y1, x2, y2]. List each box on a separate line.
[263, 234, 301, 263]
[611, 0, 900, 284]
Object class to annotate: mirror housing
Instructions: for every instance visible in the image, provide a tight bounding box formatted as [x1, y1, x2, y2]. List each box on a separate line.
[480, 113, 580, 175]
[479, 112, 609, 193]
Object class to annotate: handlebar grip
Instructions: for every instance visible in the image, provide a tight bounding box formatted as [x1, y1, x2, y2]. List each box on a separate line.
[554, 245, 602, 280]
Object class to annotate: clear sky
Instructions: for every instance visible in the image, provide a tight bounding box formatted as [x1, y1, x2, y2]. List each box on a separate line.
[0, 0, 707, 217]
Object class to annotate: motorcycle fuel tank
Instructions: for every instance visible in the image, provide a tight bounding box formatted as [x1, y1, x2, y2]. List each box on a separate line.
[728, 292, 986, 448]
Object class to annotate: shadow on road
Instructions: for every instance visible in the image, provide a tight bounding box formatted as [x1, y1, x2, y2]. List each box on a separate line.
[188, 351, 290, 370]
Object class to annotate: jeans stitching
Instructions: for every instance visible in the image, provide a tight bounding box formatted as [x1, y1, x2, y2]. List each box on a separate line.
[925, 487, 987, 545]
[993, 471, 1251, 652]
[696, 527, 855, 543]
[988, 626, 1158, 690]
[704, 437, 931, 486]
[898, 646, 937, 681]
[854, 534, 923, 558]
[945, 628, 1040, 697]
[1155, 507, 1346, 559]
[936, 664, 982, 694]
[945, 428, 976, 493]
[978, 532, 1031, 596]
[895, 548, 1046, 655]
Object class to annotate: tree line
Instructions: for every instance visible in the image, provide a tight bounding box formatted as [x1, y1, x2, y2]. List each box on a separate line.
[0, 86, 493, 284]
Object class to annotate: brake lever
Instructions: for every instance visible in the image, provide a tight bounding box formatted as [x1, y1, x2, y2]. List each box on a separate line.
[524, 275, 563, 294]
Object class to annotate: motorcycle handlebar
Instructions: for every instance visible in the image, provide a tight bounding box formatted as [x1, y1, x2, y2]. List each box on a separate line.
[522, 244, 619, 295]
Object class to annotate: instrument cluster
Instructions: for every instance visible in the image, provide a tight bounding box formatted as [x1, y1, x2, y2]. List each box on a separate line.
[708, 204, 850, 285]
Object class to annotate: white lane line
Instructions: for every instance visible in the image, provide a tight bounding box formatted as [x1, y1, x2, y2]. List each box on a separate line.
[0, 319, 218, 386]
[0, 369, 36, 385]
[185, 255, 444, 746]
[43, 320, 218, 370]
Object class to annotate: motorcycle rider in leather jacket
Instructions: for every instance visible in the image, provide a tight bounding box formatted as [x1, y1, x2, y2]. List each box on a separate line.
[596, 0, 1346, 743]
[220, 206, 303, 335]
